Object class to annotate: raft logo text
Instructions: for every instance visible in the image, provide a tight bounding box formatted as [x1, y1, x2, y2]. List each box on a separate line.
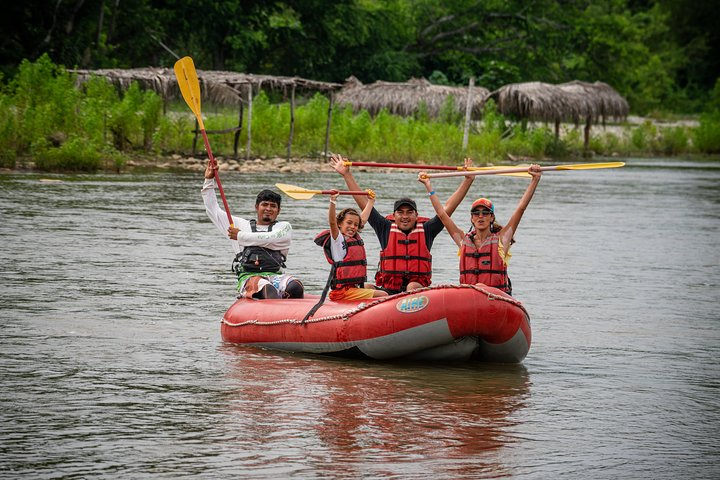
[396, 295, 429, 313]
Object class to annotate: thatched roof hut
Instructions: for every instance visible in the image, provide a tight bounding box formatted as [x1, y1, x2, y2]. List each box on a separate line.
[557, 80, 629, 124]
[71, 67, 342, 160]
[488, 80, 629, 148]
[489, 82, 583, 123]
[336, 77, 490, 119]
[71, 67, 342, 105]
[489, 80, 628, 124]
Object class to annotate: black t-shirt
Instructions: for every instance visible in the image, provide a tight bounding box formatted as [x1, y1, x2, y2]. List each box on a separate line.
[366, 207, 445, 250]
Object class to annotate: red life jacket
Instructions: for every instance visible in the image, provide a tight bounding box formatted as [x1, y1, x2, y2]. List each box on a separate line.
[314, 230, 367, 290]
[459, 231, 511, 294]
[375, 215, 432, 291]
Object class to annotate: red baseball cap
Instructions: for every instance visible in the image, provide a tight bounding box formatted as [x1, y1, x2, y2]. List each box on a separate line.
[471, 198, 494, 213]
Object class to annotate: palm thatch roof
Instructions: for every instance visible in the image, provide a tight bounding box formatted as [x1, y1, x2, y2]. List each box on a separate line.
[71, 67, 342, 106]
[489, 81, 628, 124]
[557, 80, 629, 123]
[336, 77, 490, 119]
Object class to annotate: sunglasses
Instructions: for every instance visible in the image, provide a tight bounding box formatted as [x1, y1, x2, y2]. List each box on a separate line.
[471, 209, 493, 217]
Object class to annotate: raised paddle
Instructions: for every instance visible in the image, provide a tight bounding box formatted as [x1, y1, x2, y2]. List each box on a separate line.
[276, 183, 373, 200]
[423, 161, 625, 179]
[174, 56, 234, 227]
[342, 160, 531, 177]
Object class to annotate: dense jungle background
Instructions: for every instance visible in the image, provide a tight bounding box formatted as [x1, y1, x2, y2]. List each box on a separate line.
[1, 0, 718, 170]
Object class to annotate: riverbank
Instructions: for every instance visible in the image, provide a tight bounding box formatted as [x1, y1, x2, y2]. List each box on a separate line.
[2, 153, 543, 175]
[128, 155, 340, 173]
[0, 115, 709, 176]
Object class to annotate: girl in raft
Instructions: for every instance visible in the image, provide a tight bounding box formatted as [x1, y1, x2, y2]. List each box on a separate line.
[314, 190, 388, 301]
[417, 165, 542, 295]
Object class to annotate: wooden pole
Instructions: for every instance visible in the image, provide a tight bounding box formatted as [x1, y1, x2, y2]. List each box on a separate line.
[287, 84, 296, 161]
[462, 77, 474, 150]
[246, 83, 253, 161]
[323, 91, 334, 162]
[584, 116, 591, 150]
[233, 95, 243, 158]
[192, 119, 199, 155]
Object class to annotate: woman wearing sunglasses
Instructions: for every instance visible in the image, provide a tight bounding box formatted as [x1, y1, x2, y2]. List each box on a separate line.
[417, 164, 542, 295]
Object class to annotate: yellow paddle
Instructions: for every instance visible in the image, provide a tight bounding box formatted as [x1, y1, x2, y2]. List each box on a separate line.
[423, 162, 625, 179]
[342, 160, 530, 177]
[276, 183, 374, 200]
[174, 56, 234, 227]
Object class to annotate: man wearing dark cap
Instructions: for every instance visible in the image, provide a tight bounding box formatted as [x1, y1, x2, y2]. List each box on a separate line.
[202, 161, 304, 299]
[330, 154, 475, 294]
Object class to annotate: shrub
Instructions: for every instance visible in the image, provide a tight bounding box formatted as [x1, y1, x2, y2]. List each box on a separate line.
[693, 112, 720, 153]
[657, 126, 689, 155]
[630, 120, 657, 151]
[34, 137, 102, 172]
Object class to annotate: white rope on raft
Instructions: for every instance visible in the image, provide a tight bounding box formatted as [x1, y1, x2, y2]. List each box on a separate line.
[221, 284, 527, 327]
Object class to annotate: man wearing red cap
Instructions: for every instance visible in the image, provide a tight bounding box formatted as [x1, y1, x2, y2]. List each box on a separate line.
[330, 154, 476, 294]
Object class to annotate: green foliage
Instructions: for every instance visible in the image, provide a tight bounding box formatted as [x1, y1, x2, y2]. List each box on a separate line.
[9, 54, 80, 154]
[34, 136, 102, 172]
[477, 60, 522, 91]
[630, 121, 657, 151]
[694, 112, 720, 153]
[2, 0, 716, 116]
[438, 95, 463, 125]
[657, 126, 689, 155]
[0, 90, 17, 168]
[0, 56, 716, 174]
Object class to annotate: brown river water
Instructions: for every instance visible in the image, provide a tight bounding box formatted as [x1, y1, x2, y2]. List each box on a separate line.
[1, 157, 718, 478]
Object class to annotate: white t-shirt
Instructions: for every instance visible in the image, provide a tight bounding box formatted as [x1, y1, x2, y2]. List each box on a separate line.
[329, 232, 349, 262]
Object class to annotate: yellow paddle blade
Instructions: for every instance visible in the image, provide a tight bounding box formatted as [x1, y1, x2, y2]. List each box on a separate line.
[555, 162, 625, 170]
[174, 57, 204, 130]
[275, 183, 320, 200]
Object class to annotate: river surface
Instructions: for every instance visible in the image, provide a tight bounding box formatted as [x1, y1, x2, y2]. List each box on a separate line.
[1, 158, 719, 478]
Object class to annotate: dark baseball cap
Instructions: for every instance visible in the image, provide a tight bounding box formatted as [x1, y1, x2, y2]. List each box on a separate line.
[393, 197, 417, 212]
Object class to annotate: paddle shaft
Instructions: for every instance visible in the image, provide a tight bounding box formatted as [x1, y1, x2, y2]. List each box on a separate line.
[344, 161, 466, 171]
[201, 130, 234, 227]
[342, 160, 531, 177]
[425, 163, 624, 179]
[297, 190, 371, 196]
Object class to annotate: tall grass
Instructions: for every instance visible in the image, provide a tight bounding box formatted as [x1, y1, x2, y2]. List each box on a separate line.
[0, 56, 718, 172]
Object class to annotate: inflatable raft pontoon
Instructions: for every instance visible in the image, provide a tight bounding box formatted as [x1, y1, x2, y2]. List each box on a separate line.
[221, 284, 531, 363]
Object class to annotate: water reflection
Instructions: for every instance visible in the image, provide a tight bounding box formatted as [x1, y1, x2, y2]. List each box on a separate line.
[219, 345, 530, 477]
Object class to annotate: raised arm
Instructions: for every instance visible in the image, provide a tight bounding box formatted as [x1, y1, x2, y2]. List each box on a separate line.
[328, 192, 340, 240]
[500, 164, 542, 241]
[361, 189, 376, 224]
[329, 153, 368, 210]
[418, 173, 464, 248]
[443, 157, 475, 216]
[201, 162, 230, 233]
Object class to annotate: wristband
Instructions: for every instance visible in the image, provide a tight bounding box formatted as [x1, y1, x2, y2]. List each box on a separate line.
[330, 200, 337, 205]
[428, 190, 435, 196]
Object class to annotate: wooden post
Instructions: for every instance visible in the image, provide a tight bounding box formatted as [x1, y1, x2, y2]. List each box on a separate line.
[323, 91, 334, 162]
[233, 96, 244, 158]
[555, 120, 560, 139]
[287, 84, 296, 161]
[246, 83, 253, 161]
[584, 116, 591, 150]
[462, 77, 474, 150]
[192, 119, 199, 156]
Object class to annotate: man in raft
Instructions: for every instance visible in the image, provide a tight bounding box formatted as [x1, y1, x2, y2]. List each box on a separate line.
[202, 162, 304, 299]
[330, 154, 475, 294]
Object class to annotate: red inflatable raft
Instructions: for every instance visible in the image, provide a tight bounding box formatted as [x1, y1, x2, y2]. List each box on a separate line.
[221, 284, 531, 363]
